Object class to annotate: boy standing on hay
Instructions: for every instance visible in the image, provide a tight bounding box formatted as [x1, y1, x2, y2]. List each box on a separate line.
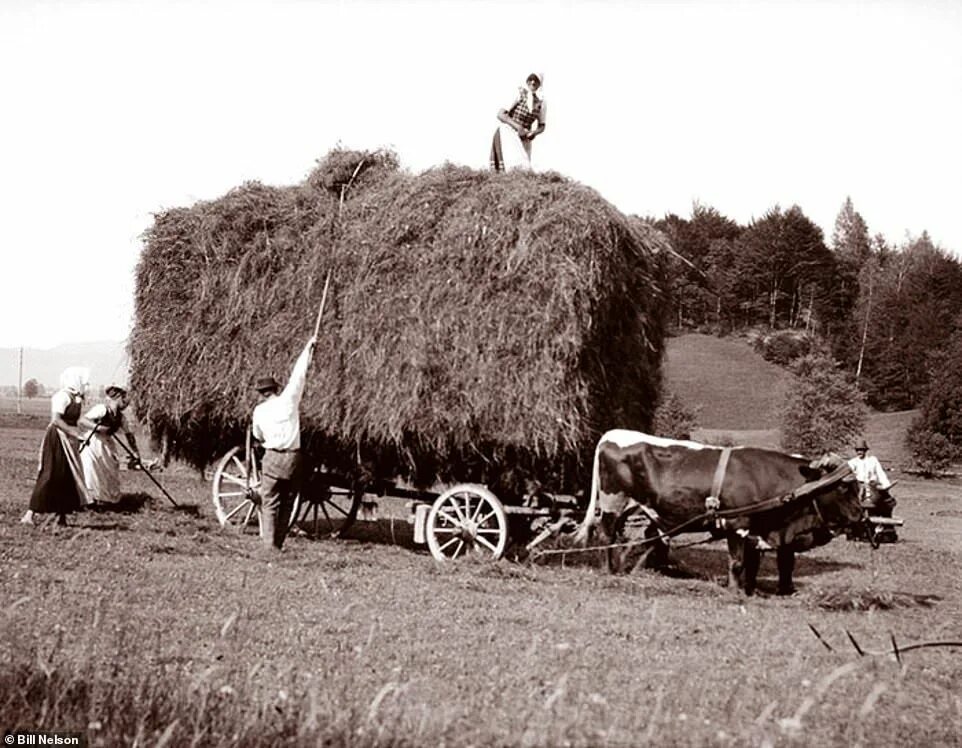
[491, 72, 546, 171]
[252, 335, 316, 552]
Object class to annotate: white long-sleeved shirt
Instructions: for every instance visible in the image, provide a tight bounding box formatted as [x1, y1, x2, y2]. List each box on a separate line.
[251, 342, 312, 450]
[847, 454, 891, 489]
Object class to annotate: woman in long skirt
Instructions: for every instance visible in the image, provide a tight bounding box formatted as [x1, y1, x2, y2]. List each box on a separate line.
[21, 367, 92, 527]
[80, 385, 140, 505]
[490, 72, 547, 171]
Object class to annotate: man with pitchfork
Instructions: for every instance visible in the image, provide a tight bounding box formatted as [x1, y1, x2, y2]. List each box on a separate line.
[251, 334, 317, 553]
[250, 275, 329, 552]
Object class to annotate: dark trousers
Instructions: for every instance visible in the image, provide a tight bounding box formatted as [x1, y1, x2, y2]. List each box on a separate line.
[260, 450, 301, 550]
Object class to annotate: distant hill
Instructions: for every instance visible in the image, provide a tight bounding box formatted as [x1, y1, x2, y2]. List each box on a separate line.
[663, 333, 792, 430]
[664, 332, 917, 468]
[0, 341, 128, 391]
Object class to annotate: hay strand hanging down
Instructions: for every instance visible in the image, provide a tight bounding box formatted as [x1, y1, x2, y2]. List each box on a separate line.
[130, 149, 668, 498]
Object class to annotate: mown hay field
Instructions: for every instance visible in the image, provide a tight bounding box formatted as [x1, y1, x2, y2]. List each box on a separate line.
[0, 396, 52, 418]
[1, 413, 961, 747]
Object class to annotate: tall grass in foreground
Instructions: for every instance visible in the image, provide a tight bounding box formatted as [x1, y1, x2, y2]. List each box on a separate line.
[2, 655, 910, 748]
[2, 565, 955, 748]
[1, 596, 439, 747]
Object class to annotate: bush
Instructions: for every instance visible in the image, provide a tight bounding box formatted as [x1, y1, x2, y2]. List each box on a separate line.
[907, 332, 962, 466]
[906, 426, 957, 476]
[780, 353, 866, 454]
[751, 329, 821, 368]
[652, 391, 699, 440]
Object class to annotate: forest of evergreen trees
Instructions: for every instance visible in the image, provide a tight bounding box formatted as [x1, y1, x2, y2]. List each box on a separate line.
[652, 198, 962, 465]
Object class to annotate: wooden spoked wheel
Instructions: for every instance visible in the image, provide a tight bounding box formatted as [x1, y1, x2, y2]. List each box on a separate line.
[211, 429, 305, 535]
[426, 484, 508, 561]
[212, 443, 267, 533]
[289, 471, 362, 538]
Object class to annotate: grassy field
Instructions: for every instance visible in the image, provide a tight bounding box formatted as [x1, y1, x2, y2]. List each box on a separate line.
[663, 333, 793, 431]
[0, 396, 53, 417]
[2, 336, 958, 746]
[1, 409, 961, 747]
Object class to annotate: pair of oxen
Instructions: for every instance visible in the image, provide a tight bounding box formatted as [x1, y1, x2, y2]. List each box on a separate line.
[573, 430, 871, 596]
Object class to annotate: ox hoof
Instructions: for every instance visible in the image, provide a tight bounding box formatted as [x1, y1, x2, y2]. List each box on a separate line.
[571, 531, 591, 548]
[776, 586, 797, 597]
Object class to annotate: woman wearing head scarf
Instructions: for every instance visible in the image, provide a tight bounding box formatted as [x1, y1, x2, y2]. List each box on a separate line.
[79, 385, 140, 506]
[490, 72, 547, 171]
[21, 367, 92, 527]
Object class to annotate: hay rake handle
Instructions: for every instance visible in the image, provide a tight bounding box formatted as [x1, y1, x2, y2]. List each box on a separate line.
[112, 433, 181, 508]
[808, 624, 962, 662]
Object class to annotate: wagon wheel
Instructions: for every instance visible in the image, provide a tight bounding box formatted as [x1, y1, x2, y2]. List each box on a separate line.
[426, 484, 508, 561]
[289, 471, 363, 538]
[211, 432, 303, 534]
[212, 443, 262, 533]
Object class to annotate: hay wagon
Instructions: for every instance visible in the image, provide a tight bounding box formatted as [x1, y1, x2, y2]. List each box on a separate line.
[211, 427, 582, 561]
[131, 152, 670, 560]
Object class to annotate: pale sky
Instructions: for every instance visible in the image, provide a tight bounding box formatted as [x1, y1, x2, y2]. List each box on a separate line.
[1, 0, 960, 349]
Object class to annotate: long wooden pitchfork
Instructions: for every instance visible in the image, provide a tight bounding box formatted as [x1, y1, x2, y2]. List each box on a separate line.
[312, 270, 333, 341]
[245, 270, 332, 488]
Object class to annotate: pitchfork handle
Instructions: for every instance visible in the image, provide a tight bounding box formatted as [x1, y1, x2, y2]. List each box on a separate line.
[312, 270, 332, 340]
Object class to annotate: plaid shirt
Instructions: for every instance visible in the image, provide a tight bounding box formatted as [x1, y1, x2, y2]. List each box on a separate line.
[507, 92, 544, 130]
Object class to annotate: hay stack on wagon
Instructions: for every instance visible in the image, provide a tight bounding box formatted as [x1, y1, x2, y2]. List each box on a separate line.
[130, 149, 668, 498]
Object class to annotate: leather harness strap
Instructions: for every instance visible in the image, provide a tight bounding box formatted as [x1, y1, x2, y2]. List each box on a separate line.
[705, 447, 732, 511]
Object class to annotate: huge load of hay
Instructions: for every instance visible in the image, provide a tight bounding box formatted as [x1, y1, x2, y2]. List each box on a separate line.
[130, 149, 668, 498]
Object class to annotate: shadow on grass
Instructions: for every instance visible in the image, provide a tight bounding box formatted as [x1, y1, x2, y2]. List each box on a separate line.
[87, 492, 153, 514]
[75, 521, 129, 532]
[294, 516, 424, 553]
[297, 516, 605, 564]
[522, 536, 868, 598]
[673, 544, 861, 581]
[286, 517, 869, 599]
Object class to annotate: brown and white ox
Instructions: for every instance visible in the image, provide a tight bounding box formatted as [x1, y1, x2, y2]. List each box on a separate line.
[573, 430, 866, 595]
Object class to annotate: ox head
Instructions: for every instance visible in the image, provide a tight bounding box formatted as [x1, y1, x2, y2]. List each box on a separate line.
[803, 452, 847, 476]
[804, 457, 867, 535]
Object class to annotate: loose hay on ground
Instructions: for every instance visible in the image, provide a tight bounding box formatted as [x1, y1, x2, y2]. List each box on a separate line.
[814, 585, 942, 611]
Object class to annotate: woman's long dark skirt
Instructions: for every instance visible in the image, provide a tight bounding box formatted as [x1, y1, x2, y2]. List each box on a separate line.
[29, 425, 83, 515]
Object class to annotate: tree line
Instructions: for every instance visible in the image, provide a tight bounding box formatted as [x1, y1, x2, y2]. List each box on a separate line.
[652, 198, 962, 467]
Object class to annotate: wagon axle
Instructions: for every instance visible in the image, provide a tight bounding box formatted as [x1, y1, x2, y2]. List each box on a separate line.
[213, 430, 576, 563]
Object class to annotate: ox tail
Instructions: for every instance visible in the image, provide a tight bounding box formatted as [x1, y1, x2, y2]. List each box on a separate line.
[575, 438, 603, 545]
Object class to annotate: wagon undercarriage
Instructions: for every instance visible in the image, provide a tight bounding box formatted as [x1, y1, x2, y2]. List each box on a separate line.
[210, 431, 583, 561]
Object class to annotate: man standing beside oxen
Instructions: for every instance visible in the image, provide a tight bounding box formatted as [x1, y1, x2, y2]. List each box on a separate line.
[251, 335, 316, 553]
[848, 437, 898, 542]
